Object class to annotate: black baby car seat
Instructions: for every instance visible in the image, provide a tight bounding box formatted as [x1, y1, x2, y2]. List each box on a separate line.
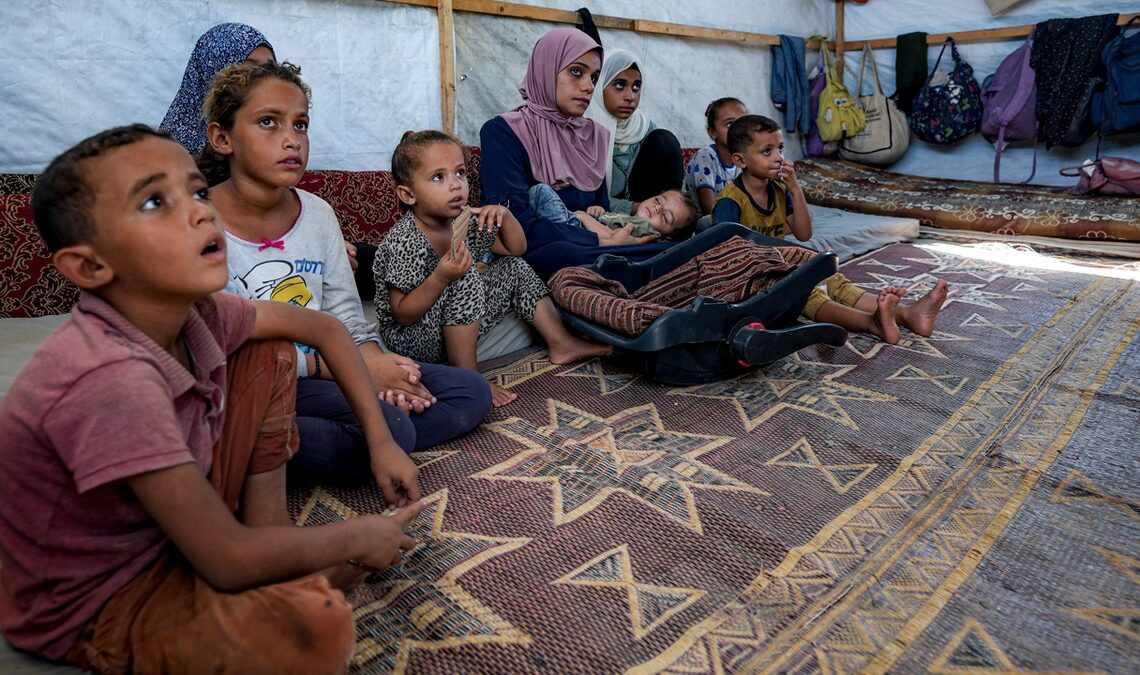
[552, 224, 848, 385]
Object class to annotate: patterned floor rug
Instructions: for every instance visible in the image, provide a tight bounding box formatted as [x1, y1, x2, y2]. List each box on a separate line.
[290, 240, 1140, 674]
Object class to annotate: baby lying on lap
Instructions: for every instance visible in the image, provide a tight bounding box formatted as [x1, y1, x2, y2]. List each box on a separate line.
[529, 183, 699, 242]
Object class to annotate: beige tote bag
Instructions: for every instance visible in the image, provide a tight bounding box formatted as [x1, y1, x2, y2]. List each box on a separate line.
[840, 43, 910, 165]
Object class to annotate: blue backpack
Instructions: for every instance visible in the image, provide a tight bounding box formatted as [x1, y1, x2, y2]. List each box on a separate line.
[1094, 16, 1140, 136]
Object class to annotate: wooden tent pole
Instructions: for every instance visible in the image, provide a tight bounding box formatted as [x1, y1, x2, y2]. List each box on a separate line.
[438, 0, 456, 134]
[835, 0, 845, 73]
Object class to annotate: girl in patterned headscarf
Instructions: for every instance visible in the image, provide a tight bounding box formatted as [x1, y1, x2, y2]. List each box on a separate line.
[160, 23, 275, 156]
[586, 48, 683, 215]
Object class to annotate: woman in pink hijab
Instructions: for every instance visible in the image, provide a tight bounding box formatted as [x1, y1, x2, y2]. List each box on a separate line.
[479, 27, 673, 278]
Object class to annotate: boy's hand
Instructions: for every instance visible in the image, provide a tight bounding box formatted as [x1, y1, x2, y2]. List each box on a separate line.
[471, 205, 508, 232]
[371, 443, 422, 507]
[585, 205, 606, 218]
[776, 159, 799, 187]
[354, 501, 426, 570]
[434, 242, 471, 283]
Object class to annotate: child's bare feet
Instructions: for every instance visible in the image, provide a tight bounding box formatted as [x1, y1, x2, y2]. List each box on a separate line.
[870, 290, 902, 344]
[490, 381, 518, 407]
[547, 336, 613, 365]
[898, 279, 949, 337]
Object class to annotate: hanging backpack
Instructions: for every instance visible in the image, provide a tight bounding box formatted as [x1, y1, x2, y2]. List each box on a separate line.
[1093, 16, 1140, 136]
[980, 32, 1037, 182]
[910, 37, 983, 144]
[806, 45, 839, 157]
[807, 46, 843, 156]
[817, 44, 866, 143]
[840, 43, 910, 165]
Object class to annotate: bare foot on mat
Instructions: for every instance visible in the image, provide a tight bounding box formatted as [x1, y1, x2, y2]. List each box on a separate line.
[898, 279, 949, 337]
[871, 290, 902, 345]
[547, 336, 613, 365]
[490, 381, 518, 407]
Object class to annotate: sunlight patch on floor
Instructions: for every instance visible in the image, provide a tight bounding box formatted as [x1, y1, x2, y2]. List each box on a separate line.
[914, 241, 1140, 281]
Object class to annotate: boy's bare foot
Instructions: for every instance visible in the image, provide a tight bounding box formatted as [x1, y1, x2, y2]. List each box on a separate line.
[490, 381, 518, 407]
[870, 290, 902, 345]
[547, 336, 613, 365]
[898, 279, 949, 337]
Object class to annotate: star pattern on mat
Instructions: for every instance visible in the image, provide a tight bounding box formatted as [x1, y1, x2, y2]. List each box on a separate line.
[887, 364, 969, 395]
[1065, 546, 1140, 645]
[409, 450, 460, 471]
[901, 251, 1049, 284]
[554, 545, 706, 639]
[766, 437, 877, 495]
[1092, 545, 1140, 586]
[485, 351, 558, 389]
[1065, 608, 1140, 644]
[843, 330, 971, 360]
[671, 354, 897, 432]
[940, 282, 1019, 311]
[1049, 470, 1140, 523]
[476, 401, 756, 534]
[296, 489, 533, 674]
[960, 313, 1029, 338]
[556, 358, 639, 395]
[928, 618, 1022, 673]
[855, 257, 912, 273]
[864, 271, 940, 293]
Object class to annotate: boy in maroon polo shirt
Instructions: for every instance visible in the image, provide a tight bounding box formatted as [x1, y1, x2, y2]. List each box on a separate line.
[0, 125, 423, 673]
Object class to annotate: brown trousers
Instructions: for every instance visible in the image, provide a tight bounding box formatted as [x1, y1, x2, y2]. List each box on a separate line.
[65, 340, 356, 675]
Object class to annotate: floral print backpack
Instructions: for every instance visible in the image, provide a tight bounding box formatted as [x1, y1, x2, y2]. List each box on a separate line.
[909, 37, 983, 144]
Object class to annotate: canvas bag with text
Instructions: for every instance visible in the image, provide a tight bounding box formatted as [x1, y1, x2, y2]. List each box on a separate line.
[840, 43, 910, 165]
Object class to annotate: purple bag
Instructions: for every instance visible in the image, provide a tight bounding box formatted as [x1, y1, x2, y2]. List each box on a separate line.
[981, 32, 1037, 183]
[806, 49, 839, 157]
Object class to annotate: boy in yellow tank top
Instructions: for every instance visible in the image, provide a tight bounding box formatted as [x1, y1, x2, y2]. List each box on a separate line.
[712, 115, 949, 344]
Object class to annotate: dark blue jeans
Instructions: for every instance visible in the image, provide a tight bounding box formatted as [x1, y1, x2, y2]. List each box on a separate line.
[289, 361, 491, 485]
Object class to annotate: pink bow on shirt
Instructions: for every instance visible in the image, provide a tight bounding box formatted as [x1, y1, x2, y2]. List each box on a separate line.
[258, 238, 285, 251]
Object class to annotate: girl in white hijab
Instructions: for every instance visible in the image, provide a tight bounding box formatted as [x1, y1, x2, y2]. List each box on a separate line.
[587, 49, 683, 215]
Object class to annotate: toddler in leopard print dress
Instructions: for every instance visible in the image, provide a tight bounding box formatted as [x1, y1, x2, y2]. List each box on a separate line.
[374, 131, 612, 407]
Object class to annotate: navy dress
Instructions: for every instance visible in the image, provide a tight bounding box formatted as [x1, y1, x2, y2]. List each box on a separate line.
[478, 116, 673, 279]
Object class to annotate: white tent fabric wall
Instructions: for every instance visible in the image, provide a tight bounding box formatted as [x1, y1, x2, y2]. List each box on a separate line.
[454, 0, 832, 159]
[0, 0, 441, 174]
[845, 0, 1140, 185]
[2, 0, 1136, 184]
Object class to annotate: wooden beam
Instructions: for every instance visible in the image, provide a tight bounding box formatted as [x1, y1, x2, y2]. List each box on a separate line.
[438, 0, 456, 134]
[453, 0, 629, 28]
[631, 19, 781, 46]
[847, 11, 1139, 50]
[835, 0, 845, 73]
[382, 0, 437, 7]
[376, 0, 820, 48]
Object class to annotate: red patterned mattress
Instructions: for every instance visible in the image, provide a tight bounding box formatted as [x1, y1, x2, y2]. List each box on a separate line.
[796, 158, 1140, 242]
